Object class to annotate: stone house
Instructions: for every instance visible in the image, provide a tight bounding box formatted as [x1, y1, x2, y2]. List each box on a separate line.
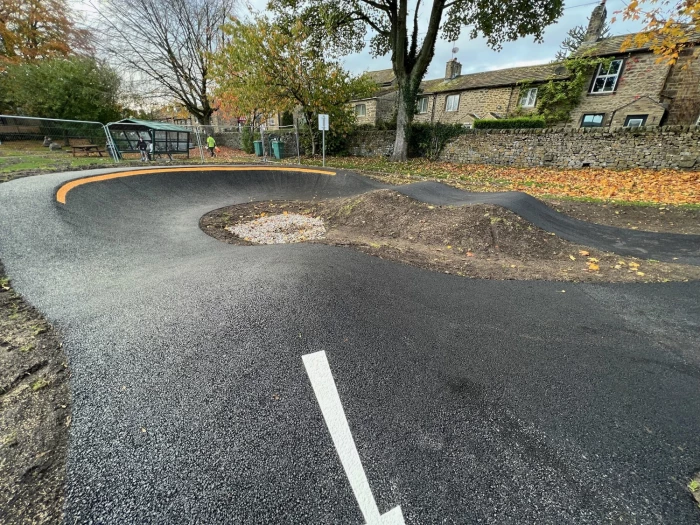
[352, 69, 398, 125]
[413, 61, 568, 128]
[353, 0, 700, 129]
[567, 0, 688, 129]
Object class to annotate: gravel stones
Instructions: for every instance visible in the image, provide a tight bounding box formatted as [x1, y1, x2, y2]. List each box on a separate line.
[227, 213, 326, 244]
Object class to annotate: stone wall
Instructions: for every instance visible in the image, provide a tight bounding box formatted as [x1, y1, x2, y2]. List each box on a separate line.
[346, 130, 395, 157]
[662, 47, 700, 126]
[346, 126, 700, 170]
[439, 126, 700, 169]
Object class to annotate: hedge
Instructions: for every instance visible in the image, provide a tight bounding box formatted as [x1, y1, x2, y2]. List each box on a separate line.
[473, 117, 545, 129]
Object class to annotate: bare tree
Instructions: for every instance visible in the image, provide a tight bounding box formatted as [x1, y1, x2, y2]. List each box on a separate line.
[90, 0, 236, 124]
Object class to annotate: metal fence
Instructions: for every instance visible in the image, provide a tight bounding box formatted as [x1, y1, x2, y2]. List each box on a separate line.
[0, 115, 304, 173]
[0, 115, 119, 171]
[192, 123, 302, 164]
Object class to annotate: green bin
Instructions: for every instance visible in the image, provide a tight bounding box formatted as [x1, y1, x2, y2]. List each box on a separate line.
[253, 140, 263, 156]
[271, 140, 284, 160]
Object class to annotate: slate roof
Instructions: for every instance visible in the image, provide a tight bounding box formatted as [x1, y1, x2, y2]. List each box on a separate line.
[364, 68, 395, 86]
[420, 62, 570, 94]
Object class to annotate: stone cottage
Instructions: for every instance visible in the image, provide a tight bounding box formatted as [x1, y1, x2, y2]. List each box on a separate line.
[353, 0, 700, 129]
[352, 69, 398, 126]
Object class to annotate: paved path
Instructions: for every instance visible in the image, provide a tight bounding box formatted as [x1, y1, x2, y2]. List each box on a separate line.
[1, 167, 699, 524]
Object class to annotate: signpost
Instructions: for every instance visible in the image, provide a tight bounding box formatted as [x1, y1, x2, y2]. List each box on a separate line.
[318, 114, 329, 167]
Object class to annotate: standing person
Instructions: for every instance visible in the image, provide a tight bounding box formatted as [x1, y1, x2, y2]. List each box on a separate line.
[206, 134, 216, 157]
[137, 137, 148, 162]
[147, 141, 154, 161]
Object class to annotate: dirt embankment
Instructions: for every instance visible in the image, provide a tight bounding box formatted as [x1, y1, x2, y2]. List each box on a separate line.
[0, 265, 69, 525]
[201, 190, 700, 283]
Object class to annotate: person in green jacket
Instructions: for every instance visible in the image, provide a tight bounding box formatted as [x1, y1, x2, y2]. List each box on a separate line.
[206, 134, 216, 157]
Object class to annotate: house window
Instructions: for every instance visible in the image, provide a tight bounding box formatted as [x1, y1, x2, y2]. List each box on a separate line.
[416, 97, 429, 114]
[519, 88, 538, 108]
[463, 123, 472, 129]
[624, 114, 647, 128]
[355, 104, 366, 117]
[591, 59, 623, 94]
[581, 113, 605, 127]
[445, 94, 460, 112]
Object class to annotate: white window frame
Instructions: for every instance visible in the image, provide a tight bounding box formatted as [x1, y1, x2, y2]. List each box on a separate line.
[416, 97, 429, 114]
[519, 88, 538, 108]
[463, 123, 472, 129]
[590, 59, 623, 94]
[355, 104, 367, 117]
[581, 113, 605, 128]
[445, 94, 460, 112]
[624, 114, 648, 128]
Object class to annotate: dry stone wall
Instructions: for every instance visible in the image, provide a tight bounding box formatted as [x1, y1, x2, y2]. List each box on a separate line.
[346, 126, 700, 169]
[347, 130, 395, 157]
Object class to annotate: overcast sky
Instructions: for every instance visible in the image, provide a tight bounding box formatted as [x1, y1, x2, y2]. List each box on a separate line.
[74, 0, 647, 81]
[245, 0, 646, 79]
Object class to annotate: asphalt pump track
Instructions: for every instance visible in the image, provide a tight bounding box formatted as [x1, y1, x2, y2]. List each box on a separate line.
[1, 166, 699, 523]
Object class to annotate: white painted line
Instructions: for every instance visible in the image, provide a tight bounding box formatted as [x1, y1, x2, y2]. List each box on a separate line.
[302, 351, 405, 525]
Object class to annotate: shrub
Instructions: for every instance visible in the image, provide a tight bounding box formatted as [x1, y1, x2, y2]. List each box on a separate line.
[473, 117, 545, 129]
[409, 122, 466, 159]
[241, 126, 254, 153]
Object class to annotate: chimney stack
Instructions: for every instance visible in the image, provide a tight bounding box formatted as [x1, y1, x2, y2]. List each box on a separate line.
[584, 0, 607, 43]
[445, 58, 462, 80]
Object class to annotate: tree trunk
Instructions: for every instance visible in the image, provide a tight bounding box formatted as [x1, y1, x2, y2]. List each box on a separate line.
[305, 111, 316, 155]
[309, 127, 316, 155]
[392, 84, 412, 161]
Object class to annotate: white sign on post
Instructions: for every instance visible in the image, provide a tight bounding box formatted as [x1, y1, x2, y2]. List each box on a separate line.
[318, 114, 329, 167]
[318, 114, 329, 131]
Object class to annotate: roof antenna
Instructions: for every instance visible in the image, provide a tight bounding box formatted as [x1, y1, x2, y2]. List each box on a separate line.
[451, 43, 459, 60]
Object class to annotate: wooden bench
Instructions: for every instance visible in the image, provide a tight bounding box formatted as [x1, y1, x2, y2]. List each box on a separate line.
[68, 139, 106, 157]
[71, 144, 106, 157]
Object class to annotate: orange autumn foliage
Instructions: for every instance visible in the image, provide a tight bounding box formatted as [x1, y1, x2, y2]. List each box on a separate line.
[311, 157, 700, 205]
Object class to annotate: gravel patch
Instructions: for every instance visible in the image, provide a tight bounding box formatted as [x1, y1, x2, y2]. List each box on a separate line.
[226, 213, 326, 244]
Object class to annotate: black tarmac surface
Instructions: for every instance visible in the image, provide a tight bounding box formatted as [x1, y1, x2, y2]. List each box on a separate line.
[1, 166, 699, 524]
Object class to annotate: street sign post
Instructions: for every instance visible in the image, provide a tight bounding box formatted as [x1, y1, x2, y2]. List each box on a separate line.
[318, 114, 329, 167]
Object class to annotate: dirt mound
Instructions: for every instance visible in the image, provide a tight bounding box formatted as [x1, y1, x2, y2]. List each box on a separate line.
[319, 190, 572, 258]
[200, 189, 700, 283]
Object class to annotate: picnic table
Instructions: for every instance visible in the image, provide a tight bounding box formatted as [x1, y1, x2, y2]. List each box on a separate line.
[71, 144, 106, 157]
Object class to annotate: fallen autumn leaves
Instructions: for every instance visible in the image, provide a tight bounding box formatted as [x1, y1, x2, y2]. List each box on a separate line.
[299, 156, 700, 206]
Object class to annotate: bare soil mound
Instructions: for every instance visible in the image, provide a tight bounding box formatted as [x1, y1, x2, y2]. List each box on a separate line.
[201, 189, 700, 283]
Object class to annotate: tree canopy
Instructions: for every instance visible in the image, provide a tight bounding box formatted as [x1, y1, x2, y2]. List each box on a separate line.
[270, 0, 565, 159]
[211, 16, 376, 154]
[90, 0, 237, 125]
[0, 0, 92, 64]
[614, 0, 700, 63]
[0, 57, 122, 123]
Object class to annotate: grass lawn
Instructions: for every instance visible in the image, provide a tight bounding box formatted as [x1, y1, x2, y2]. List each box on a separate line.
[3, 140, 699, 207]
